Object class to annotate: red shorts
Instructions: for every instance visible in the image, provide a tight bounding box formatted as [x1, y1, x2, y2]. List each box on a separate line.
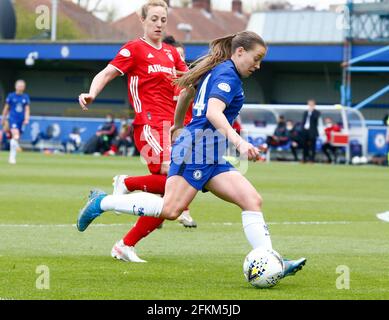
[133, 124, 171, 174]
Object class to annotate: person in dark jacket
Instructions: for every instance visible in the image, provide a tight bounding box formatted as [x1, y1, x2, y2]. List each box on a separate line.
[286, 120, 302, 161]
[83, 114, 117, 154]
[266, 115, 289, 147]
[301, 99, 321, 163]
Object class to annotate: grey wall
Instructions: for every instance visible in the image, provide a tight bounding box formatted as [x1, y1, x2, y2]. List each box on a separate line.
[243, 62, 388, 120]
[20, 69, 129, 117]
[0, 60, 130, 118]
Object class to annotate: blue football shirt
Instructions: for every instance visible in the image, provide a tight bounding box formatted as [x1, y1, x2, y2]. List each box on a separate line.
[6, 92, 30, 123]
[176, 59, 245, 164]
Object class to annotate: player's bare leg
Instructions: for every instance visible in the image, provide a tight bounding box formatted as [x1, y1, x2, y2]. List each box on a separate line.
[205, 171, 306, 278]
[9, 128, 20, 164]
[160, 162, 197, 228]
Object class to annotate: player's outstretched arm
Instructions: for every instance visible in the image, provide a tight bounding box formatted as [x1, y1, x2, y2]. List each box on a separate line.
[24, 105, 30, 125]
[78, 64, 121, 111]
[206, 97, 260, 161]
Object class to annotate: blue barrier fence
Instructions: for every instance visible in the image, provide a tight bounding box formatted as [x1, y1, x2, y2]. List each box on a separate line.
[247, 126, 388, 156]
[1, 115, 120, 147]
[367, 126, 388, 156]
[1, 116, 388, 155]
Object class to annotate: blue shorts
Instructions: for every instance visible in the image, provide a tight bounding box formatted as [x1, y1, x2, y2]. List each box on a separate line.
[9, 120, 24, 133]
[168, 161, 236, 192]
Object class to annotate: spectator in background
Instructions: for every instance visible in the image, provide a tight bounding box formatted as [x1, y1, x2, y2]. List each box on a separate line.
[31, 123, 57, 149]
[96, 113, 117, 153]
[301, 99, 321, 163]
[286, 120, 302, 162]
[0, 119, 11, 150]
[62, 127, 82, 153]
[266, 115, 289, 147]
[83, 113, 117, 155]
[104, 117, 134, 156]
[322, 117, 341, 164]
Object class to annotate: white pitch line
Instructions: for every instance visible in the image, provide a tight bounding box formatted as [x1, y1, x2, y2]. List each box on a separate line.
[0, 223, 127, 228]
[0, 221, 352, 228]
[269, 221, 351, 225]
[213, 221, 352, 226]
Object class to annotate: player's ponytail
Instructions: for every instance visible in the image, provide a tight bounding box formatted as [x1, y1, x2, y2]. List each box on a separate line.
[176, 31, 266, 89]
[175, 34, 234, 88]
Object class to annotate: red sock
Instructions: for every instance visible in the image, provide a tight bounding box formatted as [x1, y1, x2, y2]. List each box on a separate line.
[123, 216, 164, 247]
[124, 174, 167, 194]
[123, 174, 166, 247]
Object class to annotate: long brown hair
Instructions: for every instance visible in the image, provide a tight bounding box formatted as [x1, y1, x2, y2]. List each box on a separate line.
[175, 31, 267, 88]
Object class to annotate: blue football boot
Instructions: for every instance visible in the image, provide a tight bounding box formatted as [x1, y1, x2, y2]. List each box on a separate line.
[282, 257, 307, 278]
[77, 189, 107, 232]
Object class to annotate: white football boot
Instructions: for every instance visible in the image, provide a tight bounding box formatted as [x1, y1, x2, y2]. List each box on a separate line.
[112, 175, 129, 195]
[111, 240, 147, 263]
[177, 210, 197, 228]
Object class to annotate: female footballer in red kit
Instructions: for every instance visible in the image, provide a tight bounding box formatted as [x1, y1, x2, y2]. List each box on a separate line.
[78, 0, 195, 262]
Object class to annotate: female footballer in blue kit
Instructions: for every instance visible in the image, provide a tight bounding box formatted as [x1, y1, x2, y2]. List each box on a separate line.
[1, 80, 30, 164]
[77, 31, 306, 279]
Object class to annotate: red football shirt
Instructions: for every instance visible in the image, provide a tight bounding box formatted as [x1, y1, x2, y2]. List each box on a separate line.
[324, 124, 341, 142]
[110, 38, 188, 127]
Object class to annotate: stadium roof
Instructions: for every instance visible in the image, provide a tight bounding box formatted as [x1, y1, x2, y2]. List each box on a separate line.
[16, 0, 126, 40]
[112, 7, 248, 42]
[247, 11, 344, 43]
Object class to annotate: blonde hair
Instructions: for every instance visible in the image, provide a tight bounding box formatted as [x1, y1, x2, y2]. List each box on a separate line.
[176, 31, 267, 88]
[140, 0, 168, 19]
[15, 79, 26, 86]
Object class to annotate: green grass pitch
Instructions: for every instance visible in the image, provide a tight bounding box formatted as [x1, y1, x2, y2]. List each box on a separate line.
[0, 152, 388, 300]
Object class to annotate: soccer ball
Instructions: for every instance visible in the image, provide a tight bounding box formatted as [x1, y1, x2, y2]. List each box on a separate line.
[359, 156, 368, 164]
[243, 248, 284, 288]
[352, 156, 361, 165]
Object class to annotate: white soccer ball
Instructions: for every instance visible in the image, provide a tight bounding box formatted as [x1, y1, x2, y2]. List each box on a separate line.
[243, 248, 284, 288]
[352, 156, 361, 165]
[359, 156, 368, 164]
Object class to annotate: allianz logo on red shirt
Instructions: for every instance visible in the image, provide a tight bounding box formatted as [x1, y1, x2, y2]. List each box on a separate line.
[147, 64, 176, 76]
